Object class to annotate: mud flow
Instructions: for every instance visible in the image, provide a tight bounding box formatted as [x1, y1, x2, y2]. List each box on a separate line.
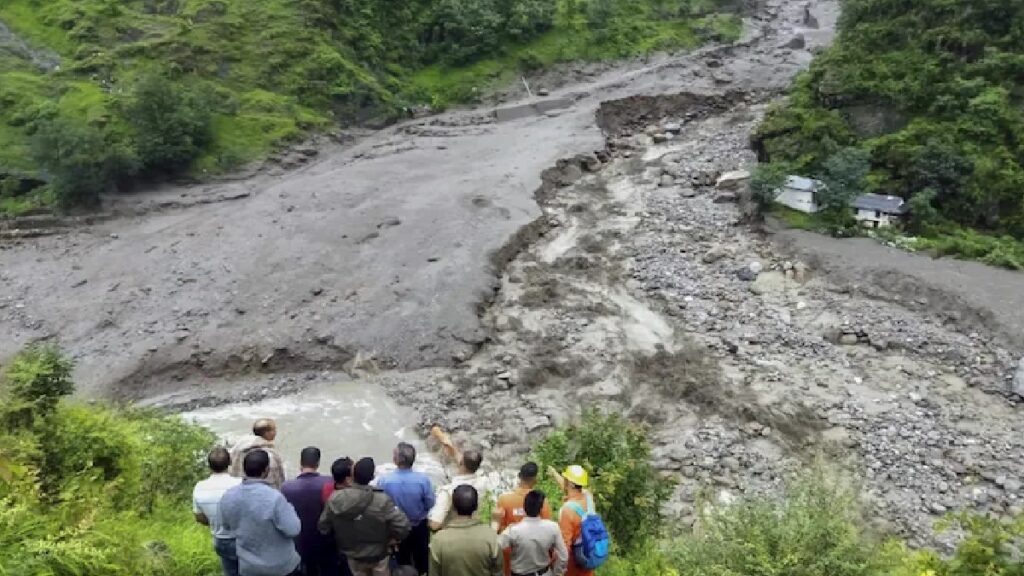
[2, 0, 1022, 554]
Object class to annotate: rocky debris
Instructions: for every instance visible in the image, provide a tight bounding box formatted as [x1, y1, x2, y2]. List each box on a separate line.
[522, 95, 1022, 551]
[785, 34, 806, 50]
[715, 169, 751, 190]
[1013, 357, 1024, 396]
[803, 3, 820, 28]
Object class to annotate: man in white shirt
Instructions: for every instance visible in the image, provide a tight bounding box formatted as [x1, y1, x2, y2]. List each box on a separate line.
[497, 491, 567, 576]
[193, 447, 244, 576]
[427, 427, 495, 531]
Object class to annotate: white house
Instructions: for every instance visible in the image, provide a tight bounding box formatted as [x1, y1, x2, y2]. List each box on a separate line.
[851, 193, 907, 228]
[773, 175, 824, 213]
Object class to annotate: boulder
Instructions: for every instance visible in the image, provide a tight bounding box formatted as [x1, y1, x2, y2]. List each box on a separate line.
[1012, 357, 1024, 396]
[652, 133, 671, 144]
[663, 122, 682, 134]
[715, 170, 751, 190]
[702, 246, 730, 264]
[576, 153, 602, 172]
[736, 266, 758, 282]
[785, 34, 806, 50]
[713, 192, 738, 204]
[660, 175, 675, 188]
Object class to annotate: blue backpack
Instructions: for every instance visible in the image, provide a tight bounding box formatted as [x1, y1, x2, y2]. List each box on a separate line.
[565, 493, 610, 570]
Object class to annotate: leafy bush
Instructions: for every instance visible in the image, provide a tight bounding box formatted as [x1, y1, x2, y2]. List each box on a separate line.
[913, 228, 1024, 271]
[2, 344, 73, 421]
[30, 117, 138, 207]
[531, 410, 674, 552]
[0, 346, 218, 575]
[126, 73, 213, 174]
[669, 468, 882, 576]
[749, 161, 791, 219]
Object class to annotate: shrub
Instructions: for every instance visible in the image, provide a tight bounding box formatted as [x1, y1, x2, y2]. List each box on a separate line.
[0, 345, 217, 575]
[668, 467, 883, 576]
[2, 345, 74, 422]
[126, 73, 212, 173]
[531, 410, 674, 552]
[31, 117, 138, 207]
[749, 162, 791, 219]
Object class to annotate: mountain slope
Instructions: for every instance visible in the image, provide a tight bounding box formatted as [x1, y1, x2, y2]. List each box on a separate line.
[753, 0, 1024, 266]
[0, 0, 740, 212]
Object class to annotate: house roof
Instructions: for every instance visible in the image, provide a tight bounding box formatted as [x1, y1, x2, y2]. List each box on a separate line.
[784, 175, 823, 192]
[852, 193, 907, 214]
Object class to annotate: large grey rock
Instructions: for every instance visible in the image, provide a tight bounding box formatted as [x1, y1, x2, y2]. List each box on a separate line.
[1012, 357, 1024, 396]
[715, 170, 750, 190]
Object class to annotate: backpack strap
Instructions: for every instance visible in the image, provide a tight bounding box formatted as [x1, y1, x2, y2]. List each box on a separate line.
[564, 501, 587, 519]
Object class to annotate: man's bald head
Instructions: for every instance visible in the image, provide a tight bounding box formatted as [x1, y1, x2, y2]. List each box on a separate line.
[253, 418, 277, 441]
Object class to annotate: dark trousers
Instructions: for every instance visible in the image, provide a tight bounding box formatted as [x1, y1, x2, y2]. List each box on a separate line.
[394, 521, 430, 575]
[213, 537, 240, 576]
[300, 548, 352, 576]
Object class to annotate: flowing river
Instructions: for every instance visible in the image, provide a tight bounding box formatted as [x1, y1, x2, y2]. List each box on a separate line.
[183, 380, 447, 483]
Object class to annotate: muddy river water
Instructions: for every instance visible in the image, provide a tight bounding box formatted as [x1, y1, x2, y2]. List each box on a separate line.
[183, 381, 446, 483]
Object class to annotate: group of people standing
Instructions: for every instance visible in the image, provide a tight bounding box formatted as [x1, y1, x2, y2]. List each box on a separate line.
[192, 418, 602, 576]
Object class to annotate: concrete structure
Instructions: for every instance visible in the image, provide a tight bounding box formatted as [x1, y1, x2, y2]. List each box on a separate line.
[774, 175, 823, 213]
[852, 193, 907, 228]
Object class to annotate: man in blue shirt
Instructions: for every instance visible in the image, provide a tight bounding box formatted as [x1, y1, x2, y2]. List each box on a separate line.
[221, 450, 302, 576]
[377, 442, 435, 575]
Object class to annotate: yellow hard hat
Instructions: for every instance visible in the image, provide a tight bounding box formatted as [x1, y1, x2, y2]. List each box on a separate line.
[562, 465, 589, 487]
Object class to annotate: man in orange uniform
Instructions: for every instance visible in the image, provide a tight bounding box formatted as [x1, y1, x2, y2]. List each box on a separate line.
[493, 463, 552, 576]
[556, 466, 594, 576]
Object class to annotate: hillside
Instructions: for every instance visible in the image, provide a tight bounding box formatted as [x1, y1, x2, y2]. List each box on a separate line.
[0, 0, 741, 213]
[753, 0, 1024, 268]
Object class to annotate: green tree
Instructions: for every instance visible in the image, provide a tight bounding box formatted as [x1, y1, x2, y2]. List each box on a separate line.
[749, 161, 791, 219]
[126, 73, 212, 173]
[819, 147, 870, 211]
[907, 188, 940, 235]
[817, 147, 870, 232]
[2, 345, 74, 423]
[531, 411, 673, 552]
[31, 118, 137, 207]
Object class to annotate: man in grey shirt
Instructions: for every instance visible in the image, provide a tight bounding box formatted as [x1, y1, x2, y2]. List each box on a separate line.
[497, 491, 567, 576]
[221, 450, 302, 576]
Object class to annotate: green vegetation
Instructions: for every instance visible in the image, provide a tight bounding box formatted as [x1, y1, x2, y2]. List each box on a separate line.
[1, 345, 218, 575]
[9, 346, 1023, 575]
[532, 410, 674, 553]
[753, 0, 1024, 267]
[0, 0, 741, 213]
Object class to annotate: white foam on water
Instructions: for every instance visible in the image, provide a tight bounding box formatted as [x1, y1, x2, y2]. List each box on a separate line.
[183, 380, 446, 485]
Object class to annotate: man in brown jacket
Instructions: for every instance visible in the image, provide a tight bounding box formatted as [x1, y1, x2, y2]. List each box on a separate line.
[429, 485, 500, 576]
[319, 457, 411, 576]
[229, 418, 286, 490]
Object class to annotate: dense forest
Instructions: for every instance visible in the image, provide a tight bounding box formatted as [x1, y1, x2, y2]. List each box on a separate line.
[0, 0, 740, 212]
[754, 0, 1024, 267]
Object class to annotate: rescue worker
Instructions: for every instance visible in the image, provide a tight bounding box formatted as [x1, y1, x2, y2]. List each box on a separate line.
[556, 466, 595, 576]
